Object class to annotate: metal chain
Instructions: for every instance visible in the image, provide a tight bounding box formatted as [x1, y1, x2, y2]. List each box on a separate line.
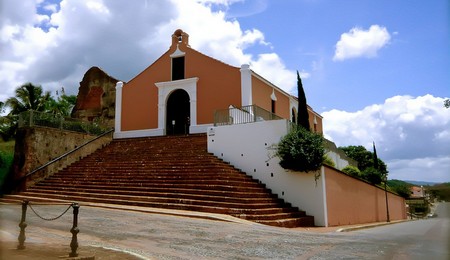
[28, 203, 74, 221]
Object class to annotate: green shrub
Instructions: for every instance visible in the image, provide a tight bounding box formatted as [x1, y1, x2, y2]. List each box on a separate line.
[276, 125, 324, 172]
[342, 165, 361, 177]
[0, 150, 14, 191]
[322, 155, 335, 168]
[362, 167, 383, 185]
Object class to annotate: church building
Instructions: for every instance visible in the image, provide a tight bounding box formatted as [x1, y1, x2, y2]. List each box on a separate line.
[114, 29, 322, 139]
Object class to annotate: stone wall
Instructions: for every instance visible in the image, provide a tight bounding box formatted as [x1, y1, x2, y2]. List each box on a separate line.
[71, 66, 119, 128]
[12, 126, 112, 191]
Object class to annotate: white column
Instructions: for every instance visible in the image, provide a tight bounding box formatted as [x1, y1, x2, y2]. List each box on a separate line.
[240, 64, 252, 106]
[157, 90, 166, 133]
[114, 81, 123, 135]
[189, 92, 197, 127]
[321, 166, 329, 227]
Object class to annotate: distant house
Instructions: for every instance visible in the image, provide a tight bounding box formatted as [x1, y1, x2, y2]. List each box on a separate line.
[410, 186, 425, 198]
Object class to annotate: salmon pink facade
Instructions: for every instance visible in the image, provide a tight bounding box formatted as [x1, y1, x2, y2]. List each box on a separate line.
[114, 29, 322, 138]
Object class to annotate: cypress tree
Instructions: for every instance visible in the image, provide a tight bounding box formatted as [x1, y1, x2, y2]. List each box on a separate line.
[373, 141, 379, 170]
[296, 71, 310, 131]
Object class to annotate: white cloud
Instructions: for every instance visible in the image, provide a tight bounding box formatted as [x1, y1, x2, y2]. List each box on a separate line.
[249, 53, 297, 93]
[333, 25, 391, 61]
[0, 0, 297, 102]
[322, 94, 450, 182]
[387, 156, 450, 183]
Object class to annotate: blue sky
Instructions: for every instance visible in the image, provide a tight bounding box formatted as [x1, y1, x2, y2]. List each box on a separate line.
[1, 0, 449, 182]
[227, 0, 449, 112]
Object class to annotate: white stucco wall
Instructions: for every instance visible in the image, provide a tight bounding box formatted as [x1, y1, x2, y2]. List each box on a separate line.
[326, 150, 350, 170]
[207, 119, 327, 226]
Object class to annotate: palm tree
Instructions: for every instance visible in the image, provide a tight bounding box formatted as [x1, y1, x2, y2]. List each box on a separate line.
[5, 83, 51, 115]
[2, 83, 51, 139]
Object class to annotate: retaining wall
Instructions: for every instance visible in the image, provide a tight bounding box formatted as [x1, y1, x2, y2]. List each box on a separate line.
[12, 126, 113, 190]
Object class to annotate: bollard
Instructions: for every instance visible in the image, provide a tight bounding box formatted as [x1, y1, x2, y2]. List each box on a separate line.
[17, 200, 29, 250]
[69, 203, 80, 257]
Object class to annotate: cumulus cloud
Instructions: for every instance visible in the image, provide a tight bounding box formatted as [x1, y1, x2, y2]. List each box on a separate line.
[333, 25, 391, 61]
[322, 94, 450, 182]
[388, 156, 450, 183]
[0, 0, 297, 102]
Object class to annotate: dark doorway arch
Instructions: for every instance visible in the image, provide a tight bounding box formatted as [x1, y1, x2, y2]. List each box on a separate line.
[166, 89, 190, 135]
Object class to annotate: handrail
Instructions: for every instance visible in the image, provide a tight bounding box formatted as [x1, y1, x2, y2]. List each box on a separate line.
[22, 128, 114, 180]
[19, 110, 109, 135]
[214, 104, 282, 126]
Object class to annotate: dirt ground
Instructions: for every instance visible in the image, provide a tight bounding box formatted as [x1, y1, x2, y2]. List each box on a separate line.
[0, 241, 141, 260]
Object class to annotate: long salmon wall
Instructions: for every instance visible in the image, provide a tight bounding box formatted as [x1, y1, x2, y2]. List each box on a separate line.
[324, 165, 406, 226]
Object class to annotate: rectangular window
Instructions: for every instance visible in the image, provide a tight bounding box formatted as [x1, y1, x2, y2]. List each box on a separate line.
[172, 57, 185, 80]
[271, 100, 276, 114]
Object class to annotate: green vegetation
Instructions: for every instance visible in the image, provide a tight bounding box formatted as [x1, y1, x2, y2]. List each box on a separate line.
[387, 179, 412, 198]
[426, 182, 450, 201]
[276, 72, 324, 173]
[339, 145, 387, 185]
[322, 155, 335, 168]
[1, 83, 77, 141]
[277, 125, 325, 172]
[0, 140, 15, 193]
[296, 71, 310, 130]
[342, 165, 361, 178]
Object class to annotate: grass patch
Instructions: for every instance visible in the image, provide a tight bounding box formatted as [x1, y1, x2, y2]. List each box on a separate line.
[0, 140, 15, 192]
[0, 140, 15, 152]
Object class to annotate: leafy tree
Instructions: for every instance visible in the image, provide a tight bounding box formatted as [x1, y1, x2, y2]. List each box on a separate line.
[362, 167, 383, 185]
[277, 125, 324, 172]
[339, 145, 387, 184]
[445, 99, 450, 109]
[342, 165, 361, 178]
[296, 71, 310, 131]
[426, 183, 450, 201]
[339, 145, 387, 173]
[387, 179, 411, 198]
[46, 88, 77, 116]
[0, 116, 15, 141]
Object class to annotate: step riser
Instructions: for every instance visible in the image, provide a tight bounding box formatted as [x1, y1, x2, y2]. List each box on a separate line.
[31, 185, 278, 199]
[6, 134, 314, 227]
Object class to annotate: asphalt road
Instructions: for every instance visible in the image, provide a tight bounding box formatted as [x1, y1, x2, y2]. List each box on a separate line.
[346, 202, 450, 260]
[1, 202, 449, 259]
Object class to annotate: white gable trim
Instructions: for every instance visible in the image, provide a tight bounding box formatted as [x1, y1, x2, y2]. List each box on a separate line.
[170, 44, 186, 58]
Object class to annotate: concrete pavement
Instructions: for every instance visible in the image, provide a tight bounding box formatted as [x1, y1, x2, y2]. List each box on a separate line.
[0, 202, 410, 259]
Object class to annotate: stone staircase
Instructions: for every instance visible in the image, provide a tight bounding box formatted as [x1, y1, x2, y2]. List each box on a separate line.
[2, 134, 314, 228]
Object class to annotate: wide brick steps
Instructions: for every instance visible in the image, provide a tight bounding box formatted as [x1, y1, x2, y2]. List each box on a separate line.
[2, 134, 314, 228]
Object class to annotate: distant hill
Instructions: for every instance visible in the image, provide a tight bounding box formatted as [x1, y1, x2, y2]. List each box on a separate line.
[403, 180, 440, 186]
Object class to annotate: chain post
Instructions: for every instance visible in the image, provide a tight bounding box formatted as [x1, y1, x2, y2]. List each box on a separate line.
[17, 200, 29, 250]
[69, 203, 80, 257]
